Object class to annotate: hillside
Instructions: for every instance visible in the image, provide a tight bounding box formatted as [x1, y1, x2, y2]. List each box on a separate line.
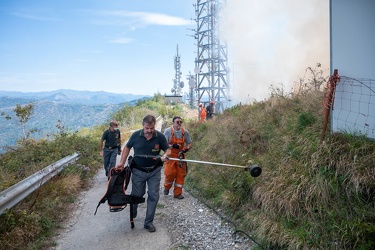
[1, 93, 373, 249]
[0, 89, 149, 105]
[0, 90, 149, 153]
[185, 92, 375, 249]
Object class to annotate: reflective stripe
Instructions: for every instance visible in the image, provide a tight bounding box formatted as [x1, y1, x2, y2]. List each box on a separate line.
[165, 181, 174, 185]
[175, 183, 183, 187]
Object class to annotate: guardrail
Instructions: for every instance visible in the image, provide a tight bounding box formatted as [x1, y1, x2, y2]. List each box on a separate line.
[0, 152, 80, 215]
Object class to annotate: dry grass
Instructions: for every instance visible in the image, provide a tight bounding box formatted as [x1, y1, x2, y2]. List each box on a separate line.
[186, 91, 375, 249]
[0, 131, 102, 250]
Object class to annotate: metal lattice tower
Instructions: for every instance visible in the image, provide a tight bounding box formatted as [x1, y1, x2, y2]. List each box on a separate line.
[171, 45, 184, 96]
[193, 0, 230, 113]
[187, 73, 196, 108]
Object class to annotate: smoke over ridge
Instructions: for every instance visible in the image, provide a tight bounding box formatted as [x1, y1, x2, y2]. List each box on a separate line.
[223, 0, 330, 103]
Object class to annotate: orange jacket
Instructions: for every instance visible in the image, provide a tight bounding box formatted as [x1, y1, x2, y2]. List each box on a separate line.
[169, 127, 185, 158]
[199, 107, 206, 121]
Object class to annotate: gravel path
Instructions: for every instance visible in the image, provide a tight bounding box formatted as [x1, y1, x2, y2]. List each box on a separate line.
[52, 167, 255, 250]
[158, 180, 255, 249]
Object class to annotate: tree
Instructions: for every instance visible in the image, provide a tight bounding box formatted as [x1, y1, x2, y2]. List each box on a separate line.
[1, 103, 36, 140]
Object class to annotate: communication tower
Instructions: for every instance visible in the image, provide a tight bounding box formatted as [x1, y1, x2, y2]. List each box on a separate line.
[193, 0, 230, 113]
[187, 73, 196, 108]
[171, 45, 184, 96]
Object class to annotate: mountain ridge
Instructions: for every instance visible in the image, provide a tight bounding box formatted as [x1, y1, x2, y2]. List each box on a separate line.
[0, 90, 150, 153]
[0, 89, 149, 105]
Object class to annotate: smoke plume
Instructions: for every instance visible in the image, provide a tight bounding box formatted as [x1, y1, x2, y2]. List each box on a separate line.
[222, 0, 330, 103]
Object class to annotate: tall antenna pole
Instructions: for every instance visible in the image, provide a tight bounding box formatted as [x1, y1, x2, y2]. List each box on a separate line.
[171, 44, 184, 96]
[187, 73, 196, 108]
[194, 0, 230, 113]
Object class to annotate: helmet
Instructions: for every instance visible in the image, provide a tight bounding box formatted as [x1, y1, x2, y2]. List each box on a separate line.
[199, 103, 203, 107]
[210, 100, 214, 104]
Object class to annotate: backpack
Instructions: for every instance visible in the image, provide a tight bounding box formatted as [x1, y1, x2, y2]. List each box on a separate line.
[94, 156, 145, 228]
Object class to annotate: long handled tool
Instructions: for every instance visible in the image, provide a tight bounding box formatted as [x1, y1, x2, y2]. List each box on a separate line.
[167, 157, 262, 177]
[136, 155, 262, 177]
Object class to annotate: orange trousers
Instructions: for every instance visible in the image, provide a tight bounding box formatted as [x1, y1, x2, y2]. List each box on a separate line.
[164, 160, 187, 197]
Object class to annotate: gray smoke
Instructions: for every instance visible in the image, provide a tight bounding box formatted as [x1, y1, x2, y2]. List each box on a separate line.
[222, 0, 330, 103]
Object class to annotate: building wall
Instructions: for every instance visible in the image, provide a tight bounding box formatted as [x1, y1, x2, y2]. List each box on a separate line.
[330, 0, 375, 139]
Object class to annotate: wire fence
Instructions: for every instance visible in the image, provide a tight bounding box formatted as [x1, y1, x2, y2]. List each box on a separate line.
[331, 76, 375, 140]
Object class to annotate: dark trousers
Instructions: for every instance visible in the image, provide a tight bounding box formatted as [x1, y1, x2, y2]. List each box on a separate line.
[103, 147, 118, 175]
[131, 167, 162, 227]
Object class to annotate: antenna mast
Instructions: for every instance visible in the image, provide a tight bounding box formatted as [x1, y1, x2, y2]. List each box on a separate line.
[171, 44, 184, 96]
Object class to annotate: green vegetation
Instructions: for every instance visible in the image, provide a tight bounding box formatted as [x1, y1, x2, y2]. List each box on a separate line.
[185, 91, 375, 249]
[1, 103, 36, 140]
[1, 83, 374, 249]
[0, 122, 104, 249]
[111, 92, 184, 130]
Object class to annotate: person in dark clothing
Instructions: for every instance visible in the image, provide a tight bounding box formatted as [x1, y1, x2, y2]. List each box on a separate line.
[99, 120, 121, 177]
[206, 100, 215, 119]
[115, 115, 171, 233]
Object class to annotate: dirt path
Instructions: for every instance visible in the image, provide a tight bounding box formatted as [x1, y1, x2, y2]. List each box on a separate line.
[52, 117, 172, 250]
[52, 148, 177, 250]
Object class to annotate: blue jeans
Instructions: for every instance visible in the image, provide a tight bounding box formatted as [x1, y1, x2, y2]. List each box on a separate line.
[103, 148, 117, 175]
[131, 166, 161, 226]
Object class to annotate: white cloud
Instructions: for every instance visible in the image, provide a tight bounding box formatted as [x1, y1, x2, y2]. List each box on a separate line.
[137, 12, 191, 26]
[96, 10, 191, 26]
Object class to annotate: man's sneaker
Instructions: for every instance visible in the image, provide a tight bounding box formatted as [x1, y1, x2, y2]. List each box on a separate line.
[163, 188, 169, 195]
[174, 194, 184, 199]
[144, 224, 156, 232]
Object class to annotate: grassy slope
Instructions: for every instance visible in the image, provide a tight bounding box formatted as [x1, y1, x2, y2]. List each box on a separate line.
[185, 91, 375, 249]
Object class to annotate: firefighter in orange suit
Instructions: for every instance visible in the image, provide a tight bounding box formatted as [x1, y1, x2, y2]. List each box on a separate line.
[163, 116, 192, 199]
[199, 103, 206, 122]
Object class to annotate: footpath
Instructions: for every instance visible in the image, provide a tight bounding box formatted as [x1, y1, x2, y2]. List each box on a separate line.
[52, 165, 253, 250]
[52, 164, 173, 250]
[52, 117, 253, 249]
[53, 118, 172, 250]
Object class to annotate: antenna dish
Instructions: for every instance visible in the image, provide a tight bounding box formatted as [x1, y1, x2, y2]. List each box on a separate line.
[180, 81, 184, 88]
[194, 67, 200, 74]
[171, 88, 175, 93]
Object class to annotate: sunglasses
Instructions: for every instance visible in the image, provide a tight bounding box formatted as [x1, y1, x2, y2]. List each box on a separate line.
[175, 121, 182, 124]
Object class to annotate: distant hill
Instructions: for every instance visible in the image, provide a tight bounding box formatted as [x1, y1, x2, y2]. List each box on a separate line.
[0, 90, 150, 153]
[0, 89, 148, 105]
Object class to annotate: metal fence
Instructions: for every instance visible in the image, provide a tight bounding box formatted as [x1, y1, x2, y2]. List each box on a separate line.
[332, 77, 375, 140]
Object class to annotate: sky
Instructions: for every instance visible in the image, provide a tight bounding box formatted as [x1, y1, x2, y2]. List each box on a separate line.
[0, 0, 330, 103]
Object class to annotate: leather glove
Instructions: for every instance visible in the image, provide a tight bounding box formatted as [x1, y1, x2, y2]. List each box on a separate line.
[172, 143, 180, 149]
[182, 148, 189, 153]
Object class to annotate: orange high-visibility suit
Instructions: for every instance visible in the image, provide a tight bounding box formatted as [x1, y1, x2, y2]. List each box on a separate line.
[164, 127, 189, 198]
[199, 107, 206, 122]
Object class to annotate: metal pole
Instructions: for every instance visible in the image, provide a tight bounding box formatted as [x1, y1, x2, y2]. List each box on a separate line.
[135, 155, 262, 177]
[168, 157, 249, 169]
